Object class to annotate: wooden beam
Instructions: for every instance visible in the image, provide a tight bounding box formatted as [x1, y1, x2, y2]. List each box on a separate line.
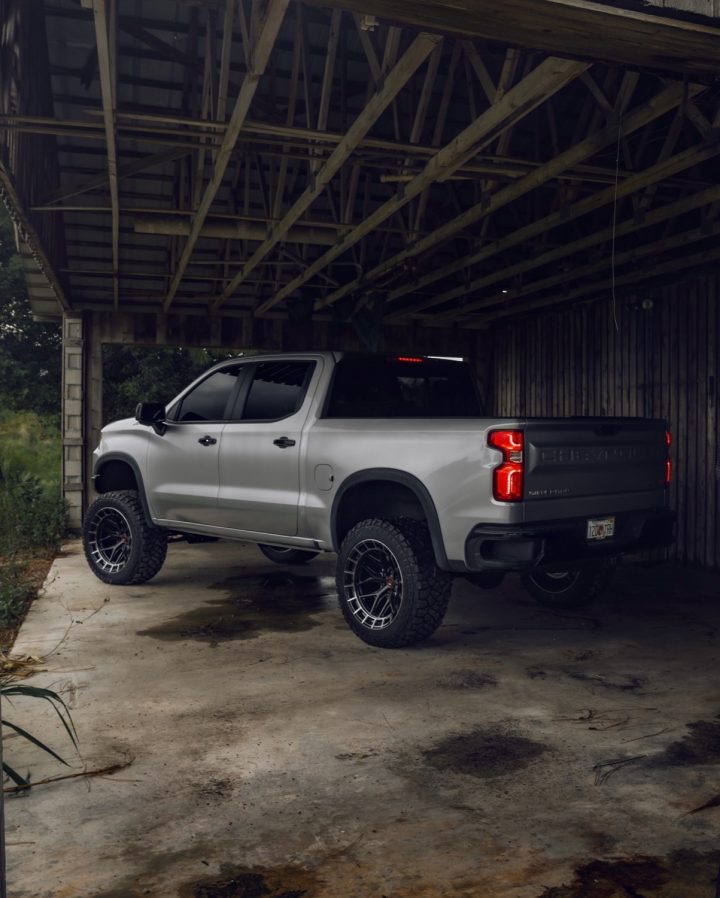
[400, 182, 720, 321]
[162, 0, 289, 312]
[445, 215, 720, 323]
[135, 216, 339, 244]
[314, 0, 720, 77]
[217, 0, 235, 123]
[40, 148, 189, 205]
[476, 241, 720, 326]
[0, 161, 72, 313]
[461, 40, 496, 105]
[257, 56, 589, 315]
[213, 31, 442, 311]
[380, 80, 704, 309]
[318, 9, 342, 131]
[91, 0, 120, 310]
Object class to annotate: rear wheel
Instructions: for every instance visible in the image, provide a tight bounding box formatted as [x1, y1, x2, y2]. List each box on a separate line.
[83, 490, 168, 585]
[521, 561, 615, 608]
[336, 518, 451, 648]
[258, 544, 319, 565]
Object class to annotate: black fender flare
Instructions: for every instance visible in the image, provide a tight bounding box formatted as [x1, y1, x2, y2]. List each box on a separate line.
[330, 468, 451, 570]
[93, 452, 154, 525]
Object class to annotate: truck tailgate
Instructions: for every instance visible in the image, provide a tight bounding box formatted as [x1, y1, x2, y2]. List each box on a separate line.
[523, 418, 668, 519]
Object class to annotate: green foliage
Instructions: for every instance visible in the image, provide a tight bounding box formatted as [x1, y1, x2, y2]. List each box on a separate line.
[0, 208, 61, 418]
[0, 474, 67, 557]
[102, 345, 236, 423]
[1, 679, 79, 789]
[0, 562, 31, 629]
[0, 410, 61, 487]
[0, 409, 66, 562]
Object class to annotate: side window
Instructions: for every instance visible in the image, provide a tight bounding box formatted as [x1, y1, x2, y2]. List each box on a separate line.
[241, 361, 314, 421]
[176, 367, 244, 422]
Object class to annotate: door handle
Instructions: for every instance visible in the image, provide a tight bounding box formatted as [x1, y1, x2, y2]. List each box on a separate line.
[273, 436, 296, 448]
[198, 435, 217, 446]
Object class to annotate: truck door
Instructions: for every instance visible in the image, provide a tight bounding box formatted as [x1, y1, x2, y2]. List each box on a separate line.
[145, 364, 247, 526]
[217, 359, 320, 536]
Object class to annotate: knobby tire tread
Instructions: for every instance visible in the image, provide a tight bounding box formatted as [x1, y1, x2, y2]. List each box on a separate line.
[84, 490, 167, 585]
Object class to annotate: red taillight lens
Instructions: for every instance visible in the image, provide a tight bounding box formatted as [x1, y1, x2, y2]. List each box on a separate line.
[665, 430, 672, 486]
[489, 429, 524, 502]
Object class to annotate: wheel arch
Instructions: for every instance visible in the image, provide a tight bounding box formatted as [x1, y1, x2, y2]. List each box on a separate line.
[330, 468, 450, 569]
[93, 453, 153, 525]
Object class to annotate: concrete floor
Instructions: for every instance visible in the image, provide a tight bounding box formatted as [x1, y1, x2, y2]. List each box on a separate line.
[5, 540, 720, 898]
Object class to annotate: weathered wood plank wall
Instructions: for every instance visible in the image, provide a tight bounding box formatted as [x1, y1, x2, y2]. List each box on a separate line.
[491, 275, 720, 570]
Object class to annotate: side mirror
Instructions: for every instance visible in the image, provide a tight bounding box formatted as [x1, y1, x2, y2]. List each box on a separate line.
[135, 402, 167, 435]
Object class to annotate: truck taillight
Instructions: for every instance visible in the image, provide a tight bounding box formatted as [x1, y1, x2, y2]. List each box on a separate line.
[666, 430, 672, 486]
[489, 429, 524, 502]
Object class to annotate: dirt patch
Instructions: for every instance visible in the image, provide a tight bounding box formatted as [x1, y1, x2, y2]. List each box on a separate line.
[179, 865, 320, 898]
[137, 573, 335, 645]
[535, 850, 719, 898]
[649, 719, 720, 768]
[0, 549, 55, 650]
[437, 670, 497, 690]
[422, 729, 546, 779]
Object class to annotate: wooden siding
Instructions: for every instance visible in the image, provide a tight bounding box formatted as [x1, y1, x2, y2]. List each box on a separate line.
[491, 274, 720, 570]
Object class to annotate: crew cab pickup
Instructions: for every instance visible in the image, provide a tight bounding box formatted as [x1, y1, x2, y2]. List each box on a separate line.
[83, 352, 674, 647]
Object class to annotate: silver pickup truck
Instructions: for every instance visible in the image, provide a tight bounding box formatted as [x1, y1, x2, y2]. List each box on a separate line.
[83, 352, 674, 647]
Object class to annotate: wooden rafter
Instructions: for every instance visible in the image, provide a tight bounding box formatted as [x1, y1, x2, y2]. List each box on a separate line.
[40, 148, 189, 205]
[317, 0, 720, 76]
[380, 81, 704, 311]
[476, 241, 720, 326]
[257, 56, 590, 316]
[91, 0, 120, 310]
[397, 180, 720, 322]
[212, 31, 442, 312]
[162, 0, 289, 312]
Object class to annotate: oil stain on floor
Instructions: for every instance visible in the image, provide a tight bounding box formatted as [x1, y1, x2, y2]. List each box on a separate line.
[422, 729, 546, 779]
[535, 850, 719, 898]
[178, 865, 320, 898]
[648, 718, 720, 768]
[137, 572, 336, 645]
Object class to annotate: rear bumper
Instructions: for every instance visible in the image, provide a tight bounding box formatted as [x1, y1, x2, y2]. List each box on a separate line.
[464, 507, 675, 572]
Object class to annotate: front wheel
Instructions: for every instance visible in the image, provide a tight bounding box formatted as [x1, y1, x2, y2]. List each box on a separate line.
[336, 518, 451, 648]
[83, 490, 168, 585]
[258, 544, 319, 565]
[521, 561, 615, 608]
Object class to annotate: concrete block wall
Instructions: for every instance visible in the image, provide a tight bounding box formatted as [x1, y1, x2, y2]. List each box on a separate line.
[61, 315, 84, 530]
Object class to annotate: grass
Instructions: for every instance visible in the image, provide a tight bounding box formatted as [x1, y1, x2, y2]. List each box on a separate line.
[0, 410, 66, 638]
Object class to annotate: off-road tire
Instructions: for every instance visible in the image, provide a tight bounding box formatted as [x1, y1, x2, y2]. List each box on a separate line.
[336, 517, 451, 648]
[258, 544, 319, 565]
[521, 560, 615, 608]
[83, 490, 168, 585]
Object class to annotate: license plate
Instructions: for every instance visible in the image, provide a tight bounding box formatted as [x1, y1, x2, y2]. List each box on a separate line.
[587, 517, 615, 541]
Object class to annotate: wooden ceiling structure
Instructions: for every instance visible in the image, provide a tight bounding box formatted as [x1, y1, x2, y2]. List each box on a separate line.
[3, 0, 720, 341]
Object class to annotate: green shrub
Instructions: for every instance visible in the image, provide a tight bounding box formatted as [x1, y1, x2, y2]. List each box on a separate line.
[0, 473, 68, 555]
[0, 411, 61, 489]
[0, 561, 31, 628]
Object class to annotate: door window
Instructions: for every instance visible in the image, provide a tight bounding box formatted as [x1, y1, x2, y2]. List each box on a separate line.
[175, 366, 245, 422]
[240, 361, 315, 421]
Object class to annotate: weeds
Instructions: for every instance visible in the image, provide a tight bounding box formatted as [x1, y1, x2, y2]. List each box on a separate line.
[0, 410, 66, 630]
[0, 473, 67, 556]
[1, 676, 78, 789]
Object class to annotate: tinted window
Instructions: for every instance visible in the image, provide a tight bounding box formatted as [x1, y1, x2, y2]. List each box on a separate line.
[242, 361, 314, 421]
[176, 367, 243, 422]
[326, 357, 483, 418]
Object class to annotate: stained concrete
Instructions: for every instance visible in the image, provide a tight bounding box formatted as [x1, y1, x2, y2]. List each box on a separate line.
[5, 540, 720, 897]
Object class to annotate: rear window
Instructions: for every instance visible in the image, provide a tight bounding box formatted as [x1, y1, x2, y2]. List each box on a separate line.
[325, 357, 483, 418]
[242, 361, 315, 421]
